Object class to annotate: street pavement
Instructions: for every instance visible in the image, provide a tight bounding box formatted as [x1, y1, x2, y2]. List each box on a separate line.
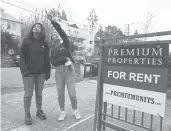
[1, 67, 171, 131]
[1, 80, 171, 131]
[1, 65, 84, 88]
[1, 68, 56, 88]
[1, 80, 98, 131]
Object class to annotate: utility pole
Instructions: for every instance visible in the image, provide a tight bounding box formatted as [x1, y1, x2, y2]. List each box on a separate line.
[124, 23, 133, 36]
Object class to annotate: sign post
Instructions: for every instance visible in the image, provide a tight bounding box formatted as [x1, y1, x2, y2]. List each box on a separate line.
[93, 40, 170, 131]
[93, 31, 171, 131]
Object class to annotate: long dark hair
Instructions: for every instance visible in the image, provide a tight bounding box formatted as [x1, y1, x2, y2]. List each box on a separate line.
[25, 23, 46, 41]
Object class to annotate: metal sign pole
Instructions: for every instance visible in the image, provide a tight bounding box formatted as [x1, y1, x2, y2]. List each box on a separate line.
[93, 41, 104, 131]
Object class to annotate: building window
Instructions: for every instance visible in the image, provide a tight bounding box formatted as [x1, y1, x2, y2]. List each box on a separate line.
[90, 41, 92, 44]
[7, 22, 11, 29]
[68, 29, 71, 34]
[7, 22, 16, 30]
[12, 23, 16, 29]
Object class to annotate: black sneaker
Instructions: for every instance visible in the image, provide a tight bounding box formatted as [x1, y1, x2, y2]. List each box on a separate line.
[25, 113, 32, 125]
[36, 110, 47, 120]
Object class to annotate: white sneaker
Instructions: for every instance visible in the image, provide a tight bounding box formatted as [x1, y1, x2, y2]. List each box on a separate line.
[74, 110, 81, 120]
[58, 111, 66, 121]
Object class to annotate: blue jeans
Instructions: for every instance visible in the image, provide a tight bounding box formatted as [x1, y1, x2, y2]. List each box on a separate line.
[55, 65, 77, 111]
[22, 74, 45, 113]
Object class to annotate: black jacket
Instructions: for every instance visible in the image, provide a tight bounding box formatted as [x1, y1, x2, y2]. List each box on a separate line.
[19, 37, 51, 80]
[50, 21, 74, 67]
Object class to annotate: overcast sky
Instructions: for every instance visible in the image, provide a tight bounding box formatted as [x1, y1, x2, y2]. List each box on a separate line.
[1, 0, 171, 50]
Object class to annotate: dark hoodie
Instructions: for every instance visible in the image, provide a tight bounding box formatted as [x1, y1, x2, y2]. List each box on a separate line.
[19, 37, 51, 80]
[50, 21, 74, 67]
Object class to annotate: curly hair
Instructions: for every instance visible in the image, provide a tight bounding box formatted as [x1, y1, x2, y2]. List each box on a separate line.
[25, 23, 46, 41]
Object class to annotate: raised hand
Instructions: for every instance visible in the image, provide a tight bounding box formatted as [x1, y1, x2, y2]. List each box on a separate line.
[45, 9, 53, 22]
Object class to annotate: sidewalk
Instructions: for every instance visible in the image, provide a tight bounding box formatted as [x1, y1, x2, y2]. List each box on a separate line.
[1, 80, 97, 131]
[1, 64, 84, 88]
[1, 68, 56, 88]
[1, 80, 171, 131]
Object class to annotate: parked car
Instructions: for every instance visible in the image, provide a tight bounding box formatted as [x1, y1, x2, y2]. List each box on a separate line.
[91, 58, 100, 63]
[73, 56, 86, 65]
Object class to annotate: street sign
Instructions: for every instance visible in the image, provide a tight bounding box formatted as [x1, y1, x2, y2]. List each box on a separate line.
[102, 43, 169, 117]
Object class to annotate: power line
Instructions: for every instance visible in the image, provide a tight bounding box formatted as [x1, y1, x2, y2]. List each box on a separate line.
[12, 0, 99, 32]
[0, 0, 99, 33]
[11, 0, 38, 9]
[1, 0, 90, 28]
[0, 0, 40, 15]
[2, 1, 129, 34]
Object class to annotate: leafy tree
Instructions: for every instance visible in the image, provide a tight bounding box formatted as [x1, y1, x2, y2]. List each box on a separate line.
[143, 12, 155, 41]
[1, 28, 19, 55]
[48, 5, 68, 21]
[144, 12, 155, 34]
[61, 10, 67, 21]
[134, 29, 138, 35]
[49, 8, 61, 20]
[94, 25, 124, 57]
[104, 26, 123, 37]
[95, 25, 104, 38]
[87, 9, 99, 32]
[95, 25, 124, 38]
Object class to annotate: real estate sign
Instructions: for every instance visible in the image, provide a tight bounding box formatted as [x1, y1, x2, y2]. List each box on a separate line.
[102, 43, 169, 117]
